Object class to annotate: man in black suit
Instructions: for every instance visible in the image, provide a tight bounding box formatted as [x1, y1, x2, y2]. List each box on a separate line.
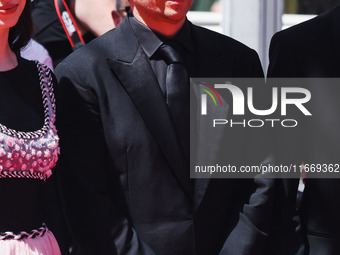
[268, 5, 340, 254]
[55, 0, 273, 254]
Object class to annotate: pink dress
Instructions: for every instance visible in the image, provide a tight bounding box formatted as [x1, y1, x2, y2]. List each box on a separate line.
[0, 62, 61, 255]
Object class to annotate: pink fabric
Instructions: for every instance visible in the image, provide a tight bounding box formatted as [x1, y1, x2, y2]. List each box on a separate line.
[0, 61, 59, 181]
[0, 230, 61, 255]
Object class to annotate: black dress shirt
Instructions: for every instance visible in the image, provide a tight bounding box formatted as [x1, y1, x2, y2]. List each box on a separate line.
[129, 14, 196, 96]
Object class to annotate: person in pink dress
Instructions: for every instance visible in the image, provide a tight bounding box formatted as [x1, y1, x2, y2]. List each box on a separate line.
[0, 0, 61, 254]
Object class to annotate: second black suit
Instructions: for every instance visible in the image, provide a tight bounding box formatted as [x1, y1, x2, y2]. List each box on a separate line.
[268, 5, 340, 255]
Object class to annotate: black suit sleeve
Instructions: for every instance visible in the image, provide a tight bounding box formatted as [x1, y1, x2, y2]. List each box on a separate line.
[55, 61, 155, 255]
[219, 177, 274, 255]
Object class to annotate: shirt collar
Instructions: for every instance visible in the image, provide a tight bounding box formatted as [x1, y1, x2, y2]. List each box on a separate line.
[129, 14, 194, 59]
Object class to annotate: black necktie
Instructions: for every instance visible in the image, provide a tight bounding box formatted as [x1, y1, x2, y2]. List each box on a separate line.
[157, 42, 190, 161]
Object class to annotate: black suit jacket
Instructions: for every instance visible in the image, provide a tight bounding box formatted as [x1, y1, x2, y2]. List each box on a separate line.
[268, 5, 340, 255]
[55, 16, 272, 255]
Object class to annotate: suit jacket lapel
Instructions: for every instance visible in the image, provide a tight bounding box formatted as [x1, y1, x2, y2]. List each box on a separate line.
[107, 18, 192, 200]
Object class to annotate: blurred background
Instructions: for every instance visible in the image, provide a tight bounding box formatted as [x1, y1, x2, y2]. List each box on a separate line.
[187, 0, 340, 71]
